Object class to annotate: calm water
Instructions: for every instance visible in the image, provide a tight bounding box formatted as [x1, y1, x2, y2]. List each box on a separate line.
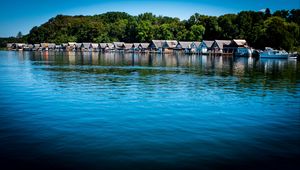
[0, 51, 299, 170]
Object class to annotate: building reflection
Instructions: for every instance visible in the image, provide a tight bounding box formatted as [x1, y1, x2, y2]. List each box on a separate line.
[23, 51, 298, 79]
[67, 51, 76, 65]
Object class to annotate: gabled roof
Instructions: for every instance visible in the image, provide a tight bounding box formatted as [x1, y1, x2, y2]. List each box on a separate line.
[151, 40, 164, 48]
[16, 43, 25, 48]
[164, 40, 177, 48]
[113, 42, 125, 48]
[82, 43, 91, 48]
[34, 44, 41, 48]
[75, 43, 82, 47]
[40, 43, 48, 47]
[62, 43, 68, 47]
[202, 40, 214, 48]
[123, 43, 133, 50]
[90, 43, 99, 48]
[214, 40, 231, 49]
[99, 43, 108, 48]
[193, 41, 201, 47]
[27, 44, 34, 48]
[106, 43, 114, 49]
[68, 42, 76, 46]
[48, 43, 56, 48]
[177, 41, 193, 49]
[139, 43, 149, 48]
[133, 43, 140, 48]
[232, 39, 247, 46]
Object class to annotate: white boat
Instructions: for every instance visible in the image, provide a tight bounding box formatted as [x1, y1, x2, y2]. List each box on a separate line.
[288, 52, 298, 59]
[260, 47, 289, 59]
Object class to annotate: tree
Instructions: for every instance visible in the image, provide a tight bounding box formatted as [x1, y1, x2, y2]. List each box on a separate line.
[16, 32, 23, 39]
[265, 8, 271, 18]
[187, 25, 205, 41]
[261, 17, 295, 51]
[273, 10, 289, 19]
[218, 14, 237, 39]
[136, 20, 154, 42]
[7, 10, 298, 52]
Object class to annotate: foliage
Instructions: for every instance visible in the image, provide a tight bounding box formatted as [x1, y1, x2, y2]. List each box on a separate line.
[0, 10, 299, 51]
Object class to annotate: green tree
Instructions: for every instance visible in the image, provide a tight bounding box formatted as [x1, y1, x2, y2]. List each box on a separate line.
[136, 20, 154, 42]
[262, 17, 295, 51]
[187, 25, 205, 41]
[16, 32, 23, 39]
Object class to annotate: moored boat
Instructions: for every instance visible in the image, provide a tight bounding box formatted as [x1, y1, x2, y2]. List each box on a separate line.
[288, 52, 298, 59]
[259, 47, 288, 59]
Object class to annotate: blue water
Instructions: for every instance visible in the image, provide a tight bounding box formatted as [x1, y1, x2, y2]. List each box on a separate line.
[0, 51, 299, 170]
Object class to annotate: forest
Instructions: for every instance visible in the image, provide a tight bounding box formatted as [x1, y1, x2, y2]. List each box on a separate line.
[1, 9, 300, 51]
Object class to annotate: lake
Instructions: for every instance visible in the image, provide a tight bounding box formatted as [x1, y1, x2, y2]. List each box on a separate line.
[0, 51, 299, 170]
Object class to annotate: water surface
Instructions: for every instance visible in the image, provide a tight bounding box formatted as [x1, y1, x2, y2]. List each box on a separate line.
[0, 51, 299, 170]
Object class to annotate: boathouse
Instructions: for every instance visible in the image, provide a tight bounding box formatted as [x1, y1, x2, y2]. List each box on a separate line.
[61, 43, 68, 51]
[24, 44, 34, 51]
[139, 43, 150, 52]
[192, 42, 201, 53]
[81, 43, 91, 51]
[68, 42, 76, 51]
[55, 45, 63, 51]
[33, 44, 40, 51]
[176, 41, 193, 53]
[107, 43, 114, 51]
[149, 40, 164, 52]
[40, 43, 48, 51]
[223, 39, 251, 56]
[90, 43, 99, 51]
[163, 40, 177, 53]
[133, 43, 140, 51]
[211, 40, 231, 53]
[113, 42, 125, 51]
[6, 43, 13, 50]
[48, 43, 56, 50]
[123, 43, 134, 52]
[75, 43, 82, 51]
[99, 43, 107, 51]
[198, 40, 213, 53]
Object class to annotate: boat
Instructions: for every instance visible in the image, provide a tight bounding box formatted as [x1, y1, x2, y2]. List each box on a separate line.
[259, 47, 289, 59]
[288, 52, 298, 59]
[234, 48, 252, 57]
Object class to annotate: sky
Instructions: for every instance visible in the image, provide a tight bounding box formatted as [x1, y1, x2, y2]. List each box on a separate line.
[0, 0, 299, 37]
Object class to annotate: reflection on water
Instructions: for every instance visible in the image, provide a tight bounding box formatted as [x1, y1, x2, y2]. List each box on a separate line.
[0, 51, 300, 170]
[23, 51, 298, 82]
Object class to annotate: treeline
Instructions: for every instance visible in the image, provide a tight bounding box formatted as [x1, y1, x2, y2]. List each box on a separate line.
[2, 9, 300, 51]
